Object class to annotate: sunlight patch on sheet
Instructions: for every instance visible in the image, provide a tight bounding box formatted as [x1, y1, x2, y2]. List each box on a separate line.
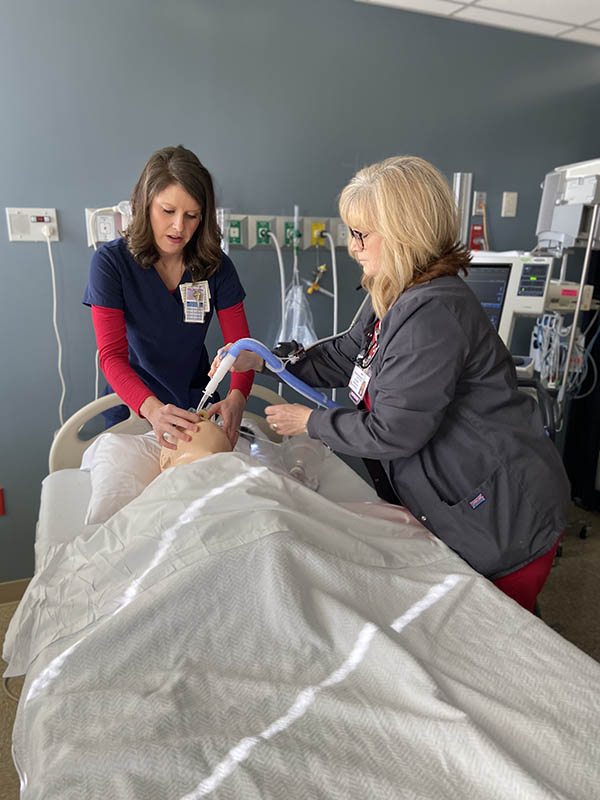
[181, 574, 461, 799]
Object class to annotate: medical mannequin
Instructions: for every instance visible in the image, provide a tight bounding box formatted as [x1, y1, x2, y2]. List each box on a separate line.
[159, 415, 232, 471]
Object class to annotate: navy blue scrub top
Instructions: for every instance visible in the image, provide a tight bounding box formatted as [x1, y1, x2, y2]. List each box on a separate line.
[83, 238, 246, 412]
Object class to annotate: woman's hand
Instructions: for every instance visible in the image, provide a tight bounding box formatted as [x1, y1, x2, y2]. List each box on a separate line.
[139, 396, 200, 450]
[208, 389, 246, 447]
[208, 343, 263, 377]
[265, 404, 312, 437]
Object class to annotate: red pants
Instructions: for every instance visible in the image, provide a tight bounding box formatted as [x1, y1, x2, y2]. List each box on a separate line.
[492, 537, 561, 612]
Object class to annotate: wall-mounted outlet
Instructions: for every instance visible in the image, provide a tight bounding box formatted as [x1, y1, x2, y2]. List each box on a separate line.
[247, 216, 276, 248]
[6, 207, 60, 242]
[472, 191, 487, 216]
[302, 217, 328, 249]
[228, 215, 248, 247]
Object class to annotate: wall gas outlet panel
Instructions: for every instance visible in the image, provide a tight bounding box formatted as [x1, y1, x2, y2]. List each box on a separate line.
[247, 216, 276, 248]
[302, 218, 328, 249]
[228, 215, 248, 247]
[276, 217, 303, 247]
[6, 208, 60, 242]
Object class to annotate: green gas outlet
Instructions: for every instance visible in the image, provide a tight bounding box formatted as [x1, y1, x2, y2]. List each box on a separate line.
[256, 220, 271, 245]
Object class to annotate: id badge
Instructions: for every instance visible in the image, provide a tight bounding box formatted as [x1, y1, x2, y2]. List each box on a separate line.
[348, 364, 370, 405]
[181, 281, 210, 323]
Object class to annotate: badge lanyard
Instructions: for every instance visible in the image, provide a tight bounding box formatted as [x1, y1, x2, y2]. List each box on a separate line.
[180, 280, 211, 323]
[348, 320, 381, 404]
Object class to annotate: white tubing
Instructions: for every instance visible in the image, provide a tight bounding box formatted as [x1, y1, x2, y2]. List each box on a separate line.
[95, 349, 100, 401]
[43, 229, 66, 426]
[269, 230, 286, 397]
[323, 231, 339, 402]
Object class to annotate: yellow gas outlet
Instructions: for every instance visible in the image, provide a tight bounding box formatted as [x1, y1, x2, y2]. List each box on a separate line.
[302, 217, 328, 249]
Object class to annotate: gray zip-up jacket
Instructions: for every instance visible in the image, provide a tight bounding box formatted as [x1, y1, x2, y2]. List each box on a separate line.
[290, 275, 570, 579]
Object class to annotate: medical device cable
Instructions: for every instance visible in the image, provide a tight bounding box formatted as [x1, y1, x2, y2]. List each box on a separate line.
[268, 230, 286, 397]
[43, 227, 66, 426]
[481, 203, 490, 250]
[2, 676, 19, 703]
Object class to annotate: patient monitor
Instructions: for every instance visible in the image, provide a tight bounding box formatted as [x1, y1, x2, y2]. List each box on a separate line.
[159, 417, 232, 471]
[464, 251, 553, 348]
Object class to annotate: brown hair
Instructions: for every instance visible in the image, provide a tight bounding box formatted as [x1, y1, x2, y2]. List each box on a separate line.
[125, 145, 222, 280]
[339, 156, 470, 318]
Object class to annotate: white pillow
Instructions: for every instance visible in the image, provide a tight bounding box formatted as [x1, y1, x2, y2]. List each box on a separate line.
[81, 431, 162, 525]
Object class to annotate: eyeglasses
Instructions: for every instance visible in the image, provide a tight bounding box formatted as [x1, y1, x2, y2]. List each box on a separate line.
[348, 227, 370, 251]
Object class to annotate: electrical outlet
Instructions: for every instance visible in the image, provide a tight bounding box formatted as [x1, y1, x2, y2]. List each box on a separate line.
[6, 207, 59, 242]
[472, 191, 487, 216]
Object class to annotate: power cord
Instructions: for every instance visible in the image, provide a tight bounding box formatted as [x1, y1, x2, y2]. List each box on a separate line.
[2, 676, 20, 703]
[43, 225, 66, 426]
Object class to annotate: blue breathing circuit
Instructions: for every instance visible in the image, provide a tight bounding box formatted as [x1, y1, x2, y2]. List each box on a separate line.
[196, 337, 340, 412]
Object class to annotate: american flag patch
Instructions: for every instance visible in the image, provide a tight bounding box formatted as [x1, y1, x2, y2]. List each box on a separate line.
[469, 493, 486, 509]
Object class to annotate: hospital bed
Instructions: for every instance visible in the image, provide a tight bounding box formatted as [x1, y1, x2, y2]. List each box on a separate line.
[3, 387, 600, 799]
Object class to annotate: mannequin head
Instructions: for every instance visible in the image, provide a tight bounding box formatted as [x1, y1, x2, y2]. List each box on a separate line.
[159, 417, 232, 471]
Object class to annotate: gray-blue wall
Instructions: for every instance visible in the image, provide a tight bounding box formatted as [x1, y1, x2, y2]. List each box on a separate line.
[2, 0, 600, 581]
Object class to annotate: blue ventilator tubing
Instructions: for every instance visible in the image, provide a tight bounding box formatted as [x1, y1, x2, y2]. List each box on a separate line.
[196, 337, 340, 412]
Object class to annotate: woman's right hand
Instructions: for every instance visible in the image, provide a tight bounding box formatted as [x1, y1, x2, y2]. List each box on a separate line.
[139, 396, 200, 450]
[208, 343, 264, 377]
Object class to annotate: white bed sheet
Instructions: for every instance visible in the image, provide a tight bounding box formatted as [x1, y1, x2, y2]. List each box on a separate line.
[5, 453, 600, 799]
[35, 445, 378, 565]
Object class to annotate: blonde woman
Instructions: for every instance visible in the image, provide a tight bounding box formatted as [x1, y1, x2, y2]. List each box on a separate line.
[214, 156, 569, 611]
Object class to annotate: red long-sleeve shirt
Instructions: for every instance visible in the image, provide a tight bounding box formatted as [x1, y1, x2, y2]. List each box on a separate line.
[92, 300, 254, 415]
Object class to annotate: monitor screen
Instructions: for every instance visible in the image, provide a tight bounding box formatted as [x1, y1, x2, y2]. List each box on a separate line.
[461, 263, 512, 331]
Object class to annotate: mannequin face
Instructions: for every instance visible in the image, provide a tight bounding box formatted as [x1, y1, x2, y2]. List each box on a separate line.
[159, 417, 232, 471]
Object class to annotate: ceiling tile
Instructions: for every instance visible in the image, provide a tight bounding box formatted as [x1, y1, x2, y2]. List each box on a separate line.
[558, 27, 600, 45]
[356, 0, 464, 15]
[455, 6, 572, 35]
[475, 0, 600, 26]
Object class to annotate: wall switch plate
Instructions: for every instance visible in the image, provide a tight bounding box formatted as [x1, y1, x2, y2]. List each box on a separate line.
[472, 192, 487, 216]
[6, 207, 59, 241]
[501, 191, 518, 218]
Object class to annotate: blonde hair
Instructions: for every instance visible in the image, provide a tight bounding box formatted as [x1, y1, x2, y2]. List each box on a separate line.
[339, 156, 470, 319]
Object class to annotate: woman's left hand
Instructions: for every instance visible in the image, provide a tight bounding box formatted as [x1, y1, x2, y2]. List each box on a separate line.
[265, 404, 312, 437]
[208, 389, 246, 448]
